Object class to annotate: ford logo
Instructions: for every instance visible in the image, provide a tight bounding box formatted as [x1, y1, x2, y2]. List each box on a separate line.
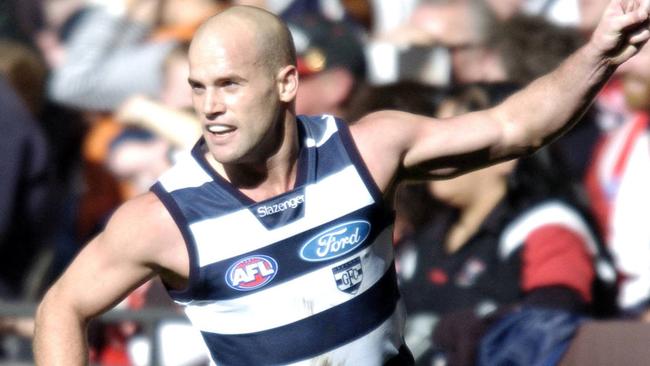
[225, 255, 278, 291]
[300, 220, 371, 262]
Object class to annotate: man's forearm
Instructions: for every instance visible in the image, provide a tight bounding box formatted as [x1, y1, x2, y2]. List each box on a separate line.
[33, 295, 89, 366]
[491, 0, 650, 156]
[491, 42, 614, 155]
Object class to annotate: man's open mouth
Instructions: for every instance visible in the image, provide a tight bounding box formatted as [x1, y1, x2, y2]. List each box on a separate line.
[207, 124, 236, 135]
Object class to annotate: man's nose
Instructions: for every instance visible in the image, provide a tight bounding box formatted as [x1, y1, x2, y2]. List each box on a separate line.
[203, 89, 225, 118]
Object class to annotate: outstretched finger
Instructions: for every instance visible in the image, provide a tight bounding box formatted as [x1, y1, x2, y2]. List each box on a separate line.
[610, 43, 641, 64]
[628, 26, 650, 43]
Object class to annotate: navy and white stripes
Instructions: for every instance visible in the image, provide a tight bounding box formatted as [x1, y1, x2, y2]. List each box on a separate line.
[152, 115, 409, 365]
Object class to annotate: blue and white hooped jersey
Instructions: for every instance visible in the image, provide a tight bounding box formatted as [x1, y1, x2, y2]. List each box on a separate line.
[151, 115, 410, 366]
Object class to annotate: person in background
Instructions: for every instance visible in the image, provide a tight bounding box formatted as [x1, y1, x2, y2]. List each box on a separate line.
[586, 39, 650, 321]
[287, 13, 368, 120]
[114, 41, 202, 152]
[0, 74, 54, 361]
[47, 0, 228, 111]
[390, 84, 616, 366]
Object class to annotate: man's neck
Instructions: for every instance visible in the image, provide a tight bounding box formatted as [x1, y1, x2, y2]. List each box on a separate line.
[205, 117, 301, 202]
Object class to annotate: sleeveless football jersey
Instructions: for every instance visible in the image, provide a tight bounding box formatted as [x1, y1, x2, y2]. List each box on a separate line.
[151, 115, 411, 366]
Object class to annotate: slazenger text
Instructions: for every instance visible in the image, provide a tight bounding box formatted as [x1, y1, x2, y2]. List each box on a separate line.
[256, 194, 305, 217]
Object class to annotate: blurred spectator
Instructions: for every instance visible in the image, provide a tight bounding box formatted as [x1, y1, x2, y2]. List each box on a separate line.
[576, 0, 650, 318]
[47, 0, 228, 111]
[0, 74, 54, 359]
[484, 14, 601, 182]
[57, 0, 216, 242]
[483, 15, 585, 85]
[235, 0, 368, 25]
[0, 39, 48, 115]
[346, 81, 449, 123]
[107, 127, 173, 198]
[114, 42, 202, 151]
[441, 10, 585, 85]
[97, 35, 208, 366]
[369, 0, 418, 35]
[0, 38, 59, 301]
[0, 74, 52, 296]
[0, 32, 87, 305]
[387, 84, 617, 366]
[585, 43, 650, 320]
[520, 0, 580, 26]
[287, 13, 368, 119]
[367, 0, 587, 87]
[0, 0, 44, 44]
[365, 5, 598, 181]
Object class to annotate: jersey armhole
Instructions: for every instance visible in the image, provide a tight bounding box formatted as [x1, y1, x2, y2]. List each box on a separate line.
[150, 182, 199, 301]
[334, 117, 384, 202]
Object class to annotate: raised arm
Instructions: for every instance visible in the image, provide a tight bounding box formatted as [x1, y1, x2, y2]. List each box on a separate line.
[33, 193, 187, 365]
[353, 0, 650, 189]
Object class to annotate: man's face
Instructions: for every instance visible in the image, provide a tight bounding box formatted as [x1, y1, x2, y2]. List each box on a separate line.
[188, 30, 284, 165]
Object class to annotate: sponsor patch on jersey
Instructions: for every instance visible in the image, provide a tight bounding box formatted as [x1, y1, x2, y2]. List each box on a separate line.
[300, 220, 371, 262]
[225, 255, 278, 291]
[332, 257, 363, 295]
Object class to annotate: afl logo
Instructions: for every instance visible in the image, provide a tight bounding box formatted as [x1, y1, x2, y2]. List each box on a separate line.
[300, 220, 371, 262]
[225, 255, 278, 291]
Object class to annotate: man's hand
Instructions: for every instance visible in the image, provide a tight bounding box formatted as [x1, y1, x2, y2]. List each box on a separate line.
[590, 0, 650, 65]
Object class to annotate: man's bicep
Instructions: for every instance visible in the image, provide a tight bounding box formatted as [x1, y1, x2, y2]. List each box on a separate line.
[48, 202, 160, 320]
[58, 237, 155, 318]
[352, 109, 514, 187]
[401, 109, 514, 178]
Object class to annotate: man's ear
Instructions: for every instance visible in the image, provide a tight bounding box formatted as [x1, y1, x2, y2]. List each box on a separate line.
[277, 65, 299, 103]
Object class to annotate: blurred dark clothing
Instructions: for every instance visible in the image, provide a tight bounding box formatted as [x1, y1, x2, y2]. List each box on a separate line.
[0, 0, 43, 45]
[0, 76, 53, 297]
[396, 155, 617, 365]
[551, 107, 603, 182]
[477, 306, 584, 366]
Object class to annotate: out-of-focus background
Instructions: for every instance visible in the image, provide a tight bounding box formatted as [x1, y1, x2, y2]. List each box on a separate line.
[1, 0, 649, 365]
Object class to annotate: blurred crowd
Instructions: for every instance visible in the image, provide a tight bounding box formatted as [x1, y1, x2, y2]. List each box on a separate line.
[0, 0, 648, 365]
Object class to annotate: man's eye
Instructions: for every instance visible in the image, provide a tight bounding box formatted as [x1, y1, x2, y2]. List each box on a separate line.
[189, 83, 204, 93]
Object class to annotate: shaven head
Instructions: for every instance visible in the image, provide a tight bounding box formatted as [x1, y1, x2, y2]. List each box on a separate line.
[191, 6, 296, 74]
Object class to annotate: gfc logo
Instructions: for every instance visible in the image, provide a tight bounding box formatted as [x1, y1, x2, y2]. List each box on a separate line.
[333, 257, 363, 295]
[300, 220, 371, 262]
[225, 255, 278, 291]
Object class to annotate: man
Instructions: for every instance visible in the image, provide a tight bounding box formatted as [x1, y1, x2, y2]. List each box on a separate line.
[34, 2, 650, 365]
